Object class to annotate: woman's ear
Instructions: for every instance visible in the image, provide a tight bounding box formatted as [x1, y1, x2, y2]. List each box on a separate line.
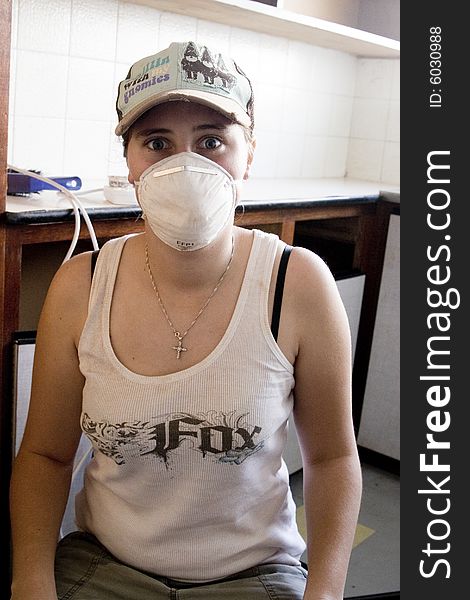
[244, 137, 256, 180]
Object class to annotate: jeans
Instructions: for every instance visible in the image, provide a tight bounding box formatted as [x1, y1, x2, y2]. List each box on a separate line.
[55, 532, 307, 600]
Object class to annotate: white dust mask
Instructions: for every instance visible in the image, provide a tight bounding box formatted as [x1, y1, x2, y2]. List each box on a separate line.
[135, 152, 239, 251]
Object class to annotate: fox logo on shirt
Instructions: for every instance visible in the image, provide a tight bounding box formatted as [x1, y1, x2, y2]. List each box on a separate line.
[81, 411, 263, 466]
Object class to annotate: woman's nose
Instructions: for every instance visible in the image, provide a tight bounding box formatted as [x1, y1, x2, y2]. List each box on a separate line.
[173, 141, 194, 154]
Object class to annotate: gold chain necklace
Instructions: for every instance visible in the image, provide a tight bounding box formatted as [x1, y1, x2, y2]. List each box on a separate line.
[144, 238, 235, 359]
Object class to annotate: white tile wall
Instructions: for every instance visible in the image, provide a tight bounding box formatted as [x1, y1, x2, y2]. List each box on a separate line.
[8, 0, 399, 189]
[66, 57, 115, 121]
[300, 136, 326, 178]
[306, 93, 332, 136]
[249, 130, 279, 179]
[381, 141, 400, 184]
[15, 51, 69, 119]
[13, 116, 66, 174]
[70, 0, 119, 61]
[354, 58, 394, 99]
[324, 137, 349, 178]
[328, 95, 353, 138]
[347, 139, 384, 182]
[386, 100, 400, 142]
[115, 3, 161, 65]
[63, 120, 111, 179]
[275, 133, 304, 178]
[196, 19, 232, 53]
[17, 0, 71, 54]
[347, 58, 400, 185]
[229, 27, 260, 74]
[158, 12, 198, 48]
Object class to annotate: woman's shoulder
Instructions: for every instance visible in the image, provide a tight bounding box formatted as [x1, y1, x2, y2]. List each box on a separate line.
[52, 234, 135, 293]
[46, 251, 93, 310]
[289, 245, 335, 283]
[286, 245, 345, 322]
[50, 251, 93, 295]
[277, 245, 351, 368]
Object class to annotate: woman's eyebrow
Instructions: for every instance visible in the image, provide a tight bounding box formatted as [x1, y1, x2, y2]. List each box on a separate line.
[194, 123, 230, 131]
[134, 123, 229, 138]
[134, 128, 171, 138]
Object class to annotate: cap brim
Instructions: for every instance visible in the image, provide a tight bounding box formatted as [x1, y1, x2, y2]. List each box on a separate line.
[115, 89, 251, 136]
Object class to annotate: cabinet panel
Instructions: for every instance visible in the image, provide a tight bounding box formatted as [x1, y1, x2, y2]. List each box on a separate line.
[357, 213, 399, 460]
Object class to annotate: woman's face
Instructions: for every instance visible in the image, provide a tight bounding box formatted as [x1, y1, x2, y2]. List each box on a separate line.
[126, 101, 254, 185]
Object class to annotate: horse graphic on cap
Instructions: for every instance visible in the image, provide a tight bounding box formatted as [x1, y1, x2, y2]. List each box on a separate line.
[181, 42, 236, 91]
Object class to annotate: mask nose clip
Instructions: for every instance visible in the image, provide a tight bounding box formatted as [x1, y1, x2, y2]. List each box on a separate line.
[152, 165, 219, 179]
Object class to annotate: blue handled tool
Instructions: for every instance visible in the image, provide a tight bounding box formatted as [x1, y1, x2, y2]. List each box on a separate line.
[7, 172, 82, 195]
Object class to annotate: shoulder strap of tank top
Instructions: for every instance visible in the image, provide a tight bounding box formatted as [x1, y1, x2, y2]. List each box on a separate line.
[271, 244, 293, 341]
[90, 248, 100, 281]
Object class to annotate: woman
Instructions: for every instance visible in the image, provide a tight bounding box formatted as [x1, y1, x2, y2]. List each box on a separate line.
[10, 41, 362, 600]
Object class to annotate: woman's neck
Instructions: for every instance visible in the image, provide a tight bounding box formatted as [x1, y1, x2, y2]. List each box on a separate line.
[142, 222, 237, 293]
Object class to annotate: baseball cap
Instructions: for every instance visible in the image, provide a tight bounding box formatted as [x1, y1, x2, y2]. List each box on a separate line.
[115, 41, 254, 136]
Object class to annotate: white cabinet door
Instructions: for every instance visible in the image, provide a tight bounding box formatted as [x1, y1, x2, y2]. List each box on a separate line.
[357, 214, 400, 460]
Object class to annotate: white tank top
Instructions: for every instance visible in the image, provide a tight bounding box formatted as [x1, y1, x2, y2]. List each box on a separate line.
[75, 228, 306, 582]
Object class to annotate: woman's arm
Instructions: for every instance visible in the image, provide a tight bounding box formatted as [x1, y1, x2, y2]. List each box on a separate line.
[10, 253, 92, 599]
[288, 247, 362, 600]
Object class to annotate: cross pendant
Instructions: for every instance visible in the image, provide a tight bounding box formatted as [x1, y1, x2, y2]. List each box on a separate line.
[172, 337, 187, 359]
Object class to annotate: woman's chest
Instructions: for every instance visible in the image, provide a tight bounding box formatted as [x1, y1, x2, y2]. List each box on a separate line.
[109, 270, 243, 376]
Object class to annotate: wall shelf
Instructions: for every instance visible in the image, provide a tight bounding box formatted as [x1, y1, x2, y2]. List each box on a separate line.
[133, 0, 400, 57]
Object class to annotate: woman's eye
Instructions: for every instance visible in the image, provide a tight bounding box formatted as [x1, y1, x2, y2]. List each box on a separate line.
[146, 138, 168, 151]
[202, 137, 221, 150]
